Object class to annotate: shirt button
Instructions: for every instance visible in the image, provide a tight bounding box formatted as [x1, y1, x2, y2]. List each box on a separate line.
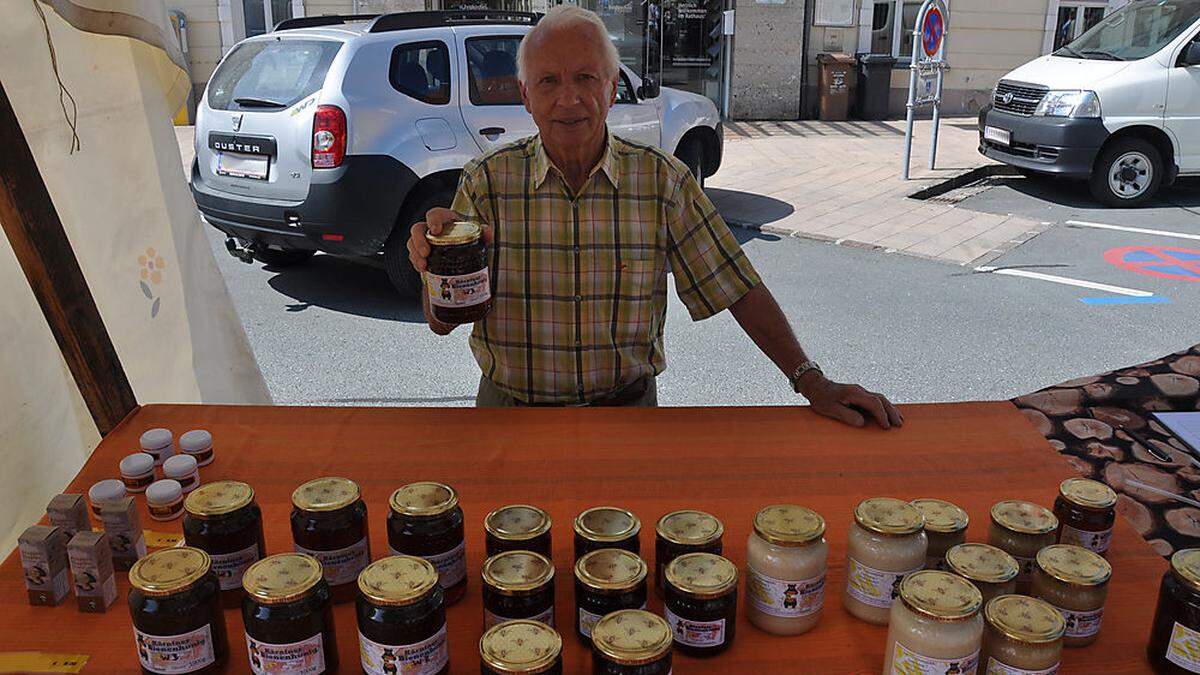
[574, 246, 580, 253]
[574, 295, 582, 302]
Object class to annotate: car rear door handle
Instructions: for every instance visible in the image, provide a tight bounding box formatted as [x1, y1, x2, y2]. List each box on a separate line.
[479, 127, 505, 136]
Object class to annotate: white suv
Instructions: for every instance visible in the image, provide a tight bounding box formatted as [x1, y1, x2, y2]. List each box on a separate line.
[190, 10, 725, 296]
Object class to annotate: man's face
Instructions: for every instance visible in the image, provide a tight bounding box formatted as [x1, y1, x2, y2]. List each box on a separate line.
[519, 24, 617, 155]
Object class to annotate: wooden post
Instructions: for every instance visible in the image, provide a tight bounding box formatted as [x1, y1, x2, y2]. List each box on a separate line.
[0, 76, 137, 435]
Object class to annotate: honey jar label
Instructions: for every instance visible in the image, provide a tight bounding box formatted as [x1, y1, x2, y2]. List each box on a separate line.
[247, 633, 325, 675]
[358, 626, 449, 675]
[845, 558, 919, 609]
[296, 536, 370, 587]
[210, 543, 261, 591]
[985, 656, 1059, 674]
[892, 642, 978, 675]
[1013, 554, 1035, 583]
[1058, 524, 1112, 555]
[1056, 605, 1103, 638]
[394, 541, 467, 589]
[1167, 622, 1200, 671]
[425, 269, 490, 308]
[579, 602, 647, 638]
[134, 624, 216, 673]
[485, 606, 555, 630]
[746, 567, 825, 618]
[664, 607, 726, 648]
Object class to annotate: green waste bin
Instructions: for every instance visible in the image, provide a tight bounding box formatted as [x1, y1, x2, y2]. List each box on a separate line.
[855, 53, 896, 121]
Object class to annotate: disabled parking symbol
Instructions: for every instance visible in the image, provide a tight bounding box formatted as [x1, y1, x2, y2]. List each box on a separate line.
[1104, 245, 1200, 282]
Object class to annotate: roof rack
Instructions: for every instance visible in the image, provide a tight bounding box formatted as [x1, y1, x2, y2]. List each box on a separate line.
[367, 10, 541, 33]
[273, 14, 379, 32]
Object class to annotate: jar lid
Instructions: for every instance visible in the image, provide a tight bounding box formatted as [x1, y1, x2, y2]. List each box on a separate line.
[140, 428, 173, 451]
[479, 620, 562, 674]
[945, 543, 1019, 584]
[485, 504, 551, 541]
[984, 594, 1066, 644]
[482, 550, 555, 595]
[163, 453, 197, 477]
[146, 479, 183, 505]
[574, 506, 640, 542]
[1171, 549, 1200, 593]
[390, 481, 458, 517]
[910, 498, 969, 534]
[426, 221, 482, 246]
[990, 500, 1058, 535]
[656, 509, 723, 546]
[1035, 544, 1111, 587]
[179, 429, 212, 452]
[592, 610, 672, 666]
[1059, 478, 1117, 509]
[664, 552, 738, 599]
[575, 548, 648, 592]
[854, 497, 924, 536]
[243, 553, 324, 604]
[899, 570, 983, 621]
[88, 479, 126, 502]
[120, 452, 156, 476]
[291, 476, 361, 513]
[129, 547, 211, 596]
[753, 504, 826, 546]
[358, 555, 439, 607]
[184, 480, 255, 518]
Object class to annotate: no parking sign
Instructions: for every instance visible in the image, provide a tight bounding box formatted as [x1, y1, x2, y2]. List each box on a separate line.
[1105, 246, 1200, 282]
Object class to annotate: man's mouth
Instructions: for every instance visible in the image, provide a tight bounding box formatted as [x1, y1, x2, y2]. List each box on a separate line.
[554, 118, 587, 128]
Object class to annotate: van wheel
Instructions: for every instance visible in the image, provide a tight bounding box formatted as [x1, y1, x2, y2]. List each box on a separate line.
[1089, 137, 1163, 207]
[252, 248, 315, 267]
[676, 138, 705, 189]
[384, 187, 456, 299]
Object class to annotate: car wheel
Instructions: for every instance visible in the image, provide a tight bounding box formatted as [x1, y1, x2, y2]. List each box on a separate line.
[1089, 137, 1163, 208]
[676, 137, 705, 189]
[384, 186, 456, 299]
[252, 247, 316, 267]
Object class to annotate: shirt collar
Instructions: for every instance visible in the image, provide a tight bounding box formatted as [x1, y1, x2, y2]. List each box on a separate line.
[531, 130, 620, 191]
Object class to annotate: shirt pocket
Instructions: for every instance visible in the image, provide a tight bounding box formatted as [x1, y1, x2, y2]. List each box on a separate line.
[613, 258, 659, 344]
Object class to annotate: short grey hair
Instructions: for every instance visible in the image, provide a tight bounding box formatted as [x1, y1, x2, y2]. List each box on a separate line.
[517, 5, 621, 83]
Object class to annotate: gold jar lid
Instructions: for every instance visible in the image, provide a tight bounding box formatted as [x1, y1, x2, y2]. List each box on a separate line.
[1172, 549, 1200, 593]
[129, 547, 211, 596]
[479, 620, 562, 674]
[664, 552, 737, 599]
[753, 504, 826, 546]
[390, 481, 459, 517]
[482, 551, 555, 596]
[575, 548, 648, 592]
[592, 610, 672, 666]
[985, 594, 1066, 644]
[243, 553, 324, 604]
[575, 506, 640, 542]
[854, 497, 924, 536]
[426, 221, 482, 246]
[990, 500, 1058, 535]
[358, 555, 439, 607]
[656, 509, 723, 546]
[945, 543, 1020, 584]
[910, 498, 969, 534]
[291, 476, 360, 513]
[899, 570, 983, 622]
[1059, 478, 1118, 509]
[184, 480, 254, 518]
[486, 504, 551, 542]
[1035, 544, 1112, 587]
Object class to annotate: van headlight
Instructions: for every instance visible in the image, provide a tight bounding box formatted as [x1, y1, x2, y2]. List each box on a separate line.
[1034, 90, 1101, 118]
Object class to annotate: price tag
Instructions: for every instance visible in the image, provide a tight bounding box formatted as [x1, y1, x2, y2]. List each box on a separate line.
[0, 652, 90, 673]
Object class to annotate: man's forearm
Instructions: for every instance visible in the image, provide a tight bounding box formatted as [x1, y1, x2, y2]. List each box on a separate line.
[728, 283, 820, 390]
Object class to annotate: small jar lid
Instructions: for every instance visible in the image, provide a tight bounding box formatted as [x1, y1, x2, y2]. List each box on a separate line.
[1059, 478, 1117, 509]
[664, 552, 737, 599]
[985, 594, 1066, 644]
[656, 509, 723, 546]
[243, 553, 324, 604]
[88, 479, 126, 502]
[129, 547, 211, 596]
[899, 570, 983, 621]
[592, 610, 672, 666]
[575, 506, 640, 542]
[575, 548, 648, 592]
[292, 476, 361, 513]
[945, 543, 1020, 584]
[1171, 549, 1200, 593]
[185, 480, 255, 518]
[179, 429, 212, 453]
[139, 428, 173, 451]
[485, 504, 551, 541]
[1035, 544, 1112, 587]
[146, 479, 183, 505]
[163, 454, 198, 478]
[479, 620, 562, 674]
[426, 221, 482, 246]
[482, 550, 555, 595]
[854, 497, 924, 536]
[753, 504, 826, 547]
[390, 481, 458, 517]
[358, 555, 439, 607]
[120, 452, 156, 476]
[910, 498, 969, 534]
[990, 500, 1058, 535]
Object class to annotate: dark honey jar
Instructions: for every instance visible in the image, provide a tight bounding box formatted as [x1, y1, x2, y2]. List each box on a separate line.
[128, 547, 230, 674]
[574, 548, 648, 645]
[1054, 478, 1117, 557]
[1149, 549, 1200, 673]
[425, 221, 491, 325]
[242, 553, 339, 674]
[290, 476, 371, 604]
[591, 609, 673, 675]
[183, 480, 266, 608]
[480, 620, 563, 675]
[663, 552, 739, 657]
[485, 504, 552, 557]
[482, 550, 556, 629]
[574, 507, 641, 561]
[357, 555, 450, 675]
[654, 509, 723, 596]
[388, 481, 467, 605]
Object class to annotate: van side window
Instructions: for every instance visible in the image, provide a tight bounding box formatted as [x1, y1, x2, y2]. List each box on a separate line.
[390, 41, 451, 105]
[466, 36, 522, 106]
[617, 72, 637, 104]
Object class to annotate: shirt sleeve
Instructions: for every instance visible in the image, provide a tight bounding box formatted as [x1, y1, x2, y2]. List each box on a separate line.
[665, 166, 762, 321]
[451, 159, 491, 226]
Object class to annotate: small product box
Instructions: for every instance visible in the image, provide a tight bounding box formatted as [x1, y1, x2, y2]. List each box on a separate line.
[18, 525, 70, 606]
[47, 493, 90, 540]
[68, 531, 118, 613]
[99, 496, 147, 571]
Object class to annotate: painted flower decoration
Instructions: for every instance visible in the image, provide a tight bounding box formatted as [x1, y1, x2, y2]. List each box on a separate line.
[139, 247, 166, 285]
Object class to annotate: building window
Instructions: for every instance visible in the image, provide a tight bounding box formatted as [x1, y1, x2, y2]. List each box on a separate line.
[870, 0, 923, 61]
[1053, 3, 1109, 51]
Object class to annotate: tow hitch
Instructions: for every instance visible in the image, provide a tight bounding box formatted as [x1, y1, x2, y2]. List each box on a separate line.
[225, 237, 256, 264]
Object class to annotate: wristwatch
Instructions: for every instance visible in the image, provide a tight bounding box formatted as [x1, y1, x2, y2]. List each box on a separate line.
[788, 360, 823, 394]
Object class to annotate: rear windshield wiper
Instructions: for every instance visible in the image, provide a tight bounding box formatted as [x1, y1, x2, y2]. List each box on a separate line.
[234, 96, 287, 108]
[1079, 49, 1124, 61]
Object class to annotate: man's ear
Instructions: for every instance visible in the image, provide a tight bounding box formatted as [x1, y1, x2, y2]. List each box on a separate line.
[520, 81, 532, 114]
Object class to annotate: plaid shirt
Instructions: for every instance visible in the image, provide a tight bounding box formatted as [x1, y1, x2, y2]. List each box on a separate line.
[451, 130, 761, 404]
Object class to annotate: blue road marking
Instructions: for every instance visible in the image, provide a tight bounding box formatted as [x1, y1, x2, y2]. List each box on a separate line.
[1079, 296, 1171, 305]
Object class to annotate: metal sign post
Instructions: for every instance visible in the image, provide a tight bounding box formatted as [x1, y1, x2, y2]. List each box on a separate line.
[901, 0, 948, 180]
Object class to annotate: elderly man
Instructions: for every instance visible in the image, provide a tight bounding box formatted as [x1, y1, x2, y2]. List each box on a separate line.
[409, 6, 901, 428]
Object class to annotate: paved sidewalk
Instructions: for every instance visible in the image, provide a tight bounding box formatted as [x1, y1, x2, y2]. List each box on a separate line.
[711, 118, 1046, 265]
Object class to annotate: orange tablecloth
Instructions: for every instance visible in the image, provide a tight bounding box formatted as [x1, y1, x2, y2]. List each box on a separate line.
[0, 402, 1167, 673]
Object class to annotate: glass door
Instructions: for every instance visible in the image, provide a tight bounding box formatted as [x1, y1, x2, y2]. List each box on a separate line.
[243, 0, 294, 37]
[1054, 2, 1108, 51]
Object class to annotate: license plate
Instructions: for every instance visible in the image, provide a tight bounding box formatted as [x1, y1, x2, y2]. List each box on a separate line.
[216, 151, 269, 180]
[984, 126, 1011, 146]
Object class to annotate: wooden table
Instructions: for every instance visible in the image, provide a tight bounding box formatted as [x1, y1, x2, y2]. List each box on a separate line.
[0, 402, 1167, 673]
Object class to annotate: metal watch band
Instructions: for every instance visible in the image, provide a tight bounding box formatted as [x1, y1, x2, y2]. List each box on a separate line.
[789, 360, 822, 393]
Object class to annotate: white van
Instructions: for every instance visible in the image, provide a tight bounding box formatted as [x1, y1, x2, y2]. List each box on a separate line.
[979, 0, 1200, 206]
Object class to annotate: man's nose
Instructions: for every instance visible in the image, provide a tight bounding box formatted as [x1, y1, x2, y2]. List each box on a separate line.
[555, 80, 585, 106]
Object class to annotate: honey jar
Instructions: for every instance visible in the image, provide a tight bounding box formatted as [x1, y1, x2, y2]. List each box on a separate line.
[388, 481, 467, 605]
[183, 480, 266, 607]
[574, 506, 640, 560]
[484, 504, 552, 557]
[574, 548, 648, 644]
[591, 609, 672, 675]
[982, 594, 1065, 674]
[1054, 478, 1117, 557]
[480, 620, 563, 674]
[881, 570, 983, 674]
[290, 476, 371, 604]
[663, 552, 738, 657]
[746, 504, 828, 636]
[989, 500, 1058, 595]
[482, 550, 556, 629]
[1031, 544, 1111, 648]
[242, 553, 339, 674]
[356, 556, 449, 675]
[910, 498, 968, 570]
[945, 543, 1020, 604]
[843, 497, 927, 625]
[425, 221, 492, 325]
[654, 509, 723, 596]
[128, 547, 229, 674]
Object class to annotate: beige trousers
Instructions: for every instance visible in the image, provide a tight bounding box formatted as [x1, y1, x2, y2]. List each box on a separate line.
[475, 376, 658, 408]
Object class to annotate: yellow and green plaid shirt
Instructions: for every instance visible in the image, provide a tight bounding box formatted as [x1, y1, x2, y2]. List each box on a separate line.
[451, 130, 761, 404]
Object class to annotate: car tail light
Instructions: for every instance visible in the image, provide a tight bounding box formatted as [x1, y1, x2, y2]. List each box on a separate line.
[312, 105, 346, 169]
